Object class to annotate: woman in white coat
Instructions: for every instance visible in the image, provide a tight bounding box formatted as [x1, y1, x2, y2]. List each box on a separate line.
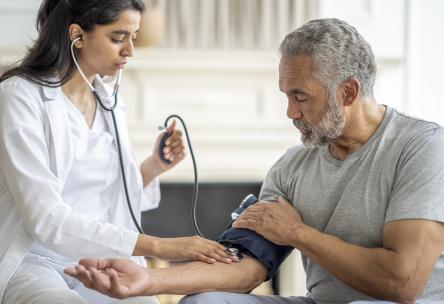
[0, 1, 236, 303]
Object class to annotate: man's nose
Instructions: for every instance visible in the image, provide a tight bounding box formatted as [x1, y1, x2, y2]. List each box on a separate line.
[287, 101, 302, 120]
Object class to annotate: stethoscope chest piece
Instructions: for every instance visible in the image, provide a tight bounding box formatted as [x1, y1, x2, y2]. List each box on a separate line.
[225, 246, 243, 259]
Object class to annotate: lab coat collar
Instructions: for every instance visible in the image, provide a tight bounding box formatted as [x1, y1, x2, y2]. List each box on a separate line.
[41, 84, 59, 102]
[40, 75, 116, 103]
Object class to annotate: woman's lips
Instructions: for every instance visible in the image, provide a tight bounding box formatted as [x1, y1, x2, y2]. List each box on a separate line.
[116, 62, 127, 69]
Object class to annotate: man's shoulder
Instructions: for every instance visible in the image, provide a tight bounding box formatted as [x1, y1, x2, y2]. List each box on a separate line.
[279, 144, 306, 163]
[381, 108, 442, 153]
[272, 144, 321, 171]
[389, 108, 442, 138]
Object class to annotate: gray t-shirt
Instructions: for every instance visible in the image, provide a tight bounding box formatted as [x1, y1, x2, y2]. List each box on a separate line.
[259, 107, 444, 304]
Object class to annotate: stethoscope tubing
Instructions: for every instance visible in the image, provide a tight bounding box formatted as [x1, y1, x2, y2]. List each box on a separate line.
[71, 37, 144, 234]
[71, 38, 205, 238]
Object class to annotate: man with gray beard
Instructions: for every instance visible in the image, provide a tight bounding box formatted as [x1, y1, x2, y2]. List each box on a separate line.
[65, 19, 444, 304]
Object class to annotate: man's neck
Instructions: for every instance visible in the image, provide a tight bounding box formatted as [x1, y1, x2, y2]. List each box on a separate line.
[329, 98, 386, 161]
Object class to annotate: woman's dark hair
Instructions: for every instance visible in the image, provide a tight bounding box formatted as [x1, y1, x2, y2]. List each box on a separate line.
[0, 0, 145, 86]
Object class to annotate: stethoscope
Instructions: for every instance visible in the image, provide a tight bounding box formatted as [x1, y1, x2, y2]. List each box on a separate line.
[70, 38, 204, 237]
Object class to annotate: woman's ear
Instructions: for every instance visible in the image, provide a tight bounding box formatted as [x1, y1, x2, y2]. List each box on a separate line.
[69, 24, 84, 48]
[342, 77, 361, 106]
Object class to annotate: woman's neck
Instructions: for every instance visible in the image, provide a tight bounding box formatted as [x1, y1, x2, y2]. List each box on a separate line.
[62, 70, 95, 101]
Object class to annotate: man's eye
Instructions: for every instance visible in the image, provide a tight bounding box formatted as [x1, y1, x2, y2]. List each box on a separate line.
[111, 38, 124, 43]
[295, 96, 307, 103]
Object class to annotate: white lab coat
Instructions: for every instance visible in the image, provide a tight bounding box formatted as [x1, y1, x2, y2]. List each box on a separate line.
[0, 76, 160, 301]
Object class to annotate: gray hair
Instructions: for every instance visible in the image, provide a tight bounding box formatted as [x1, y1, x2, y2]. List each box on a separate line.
[279, 18, 376, 97]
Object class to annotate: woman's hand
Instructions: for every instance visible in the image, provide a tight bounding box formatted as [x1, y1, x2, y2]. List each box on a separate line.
[154, 236, 238, 264]
[140, 120, 186, 186]
[140, 120, 185, 185]
[153, 119, 186, 171]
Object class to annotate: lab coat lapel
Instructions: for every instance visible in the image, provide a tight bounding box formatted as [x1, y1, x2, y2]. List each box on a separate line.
[94, 78, 137, 186]
[93, 77, 132, 160]
[40, 85, 74, 187]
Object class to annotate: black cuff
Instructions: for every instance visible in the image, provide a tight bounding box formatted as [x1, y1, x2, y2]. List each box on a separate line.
[217, 227, 293, 279]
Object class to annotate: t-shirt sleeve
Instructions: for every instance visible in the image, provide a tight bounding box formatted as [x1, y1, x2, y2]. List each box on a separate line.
[259, 146, 301, 202]
[385, 126, 444, 223]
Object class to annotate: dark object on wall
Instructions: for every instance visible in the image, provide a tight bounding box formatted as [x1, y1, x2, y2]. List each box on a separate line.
[142, 182, 262, 241]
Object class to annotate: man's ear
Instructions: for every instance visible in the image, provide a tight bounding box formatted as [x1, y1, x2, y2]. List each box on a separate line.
[342, 77, 361, 106]
[69, 24, 84, 48]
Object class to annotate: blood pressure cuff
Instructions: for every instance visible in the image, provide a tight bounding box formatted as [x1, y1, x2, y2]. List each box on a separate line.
[217, 227, 293, 279]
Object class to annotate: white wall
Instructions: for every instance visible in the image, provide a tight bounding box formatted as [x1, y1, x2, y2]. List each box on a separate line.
[406, 0, 444, 125]
[319, 0, 407, 112]
[0, 1, 39, 48]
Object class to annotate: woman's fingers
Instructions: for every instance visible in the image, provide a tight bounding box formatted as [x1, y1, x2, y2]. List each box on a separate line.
[195, 253, 216, 264]
[197, 239, 239, 263]
[162, 130, 185, 163]
[208, 251, 233, 264]
[166, 120, 177, 134]
[165, 130, 183, 145]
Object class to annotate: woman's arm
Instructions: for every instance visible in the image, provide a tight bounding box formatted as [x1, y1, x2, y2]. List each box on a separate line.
[0, 80, 234, 264]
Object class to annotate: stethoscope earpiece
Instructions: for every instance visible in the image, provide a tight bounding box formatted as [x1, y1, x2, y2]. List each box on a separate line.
[70, 37, 121, 103]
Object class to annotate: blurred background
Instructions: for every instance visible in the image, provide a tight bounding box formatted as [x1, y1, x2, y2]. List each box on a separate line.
[1, 0, 443, 302]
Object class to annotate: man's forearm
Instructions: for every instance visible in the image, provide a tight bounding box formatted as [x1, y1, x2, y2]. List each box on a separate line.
[292, 225, 416, 302]
[146, 256, 267, 295]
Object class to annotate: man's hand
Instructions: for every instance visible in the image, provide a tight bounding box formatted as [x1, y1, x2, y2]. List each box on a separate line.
[64, 259, 151, 299]
[232, 196, 303, 246]
[65, 255, 267, 297]
[154, 236, 239, 264]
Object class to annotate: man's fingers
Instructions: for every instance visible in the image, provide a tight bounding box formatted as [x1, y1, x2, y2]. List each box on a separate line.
[78, 258, 99, 269]
[233, 218, 258, 230]
[237, 208, 264, 222]
[277, 196, 290, 204]
[64, 267, 77, 277]
[89, 268, 112, 295]
[79, 258, 112, 270]
[75, 265, 94, 288]
[107, 269, 126, 299]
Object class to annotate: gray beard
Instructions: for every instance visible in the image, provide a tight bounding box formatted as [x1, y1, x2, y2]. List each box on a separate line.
[293, 95, 346, 148]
